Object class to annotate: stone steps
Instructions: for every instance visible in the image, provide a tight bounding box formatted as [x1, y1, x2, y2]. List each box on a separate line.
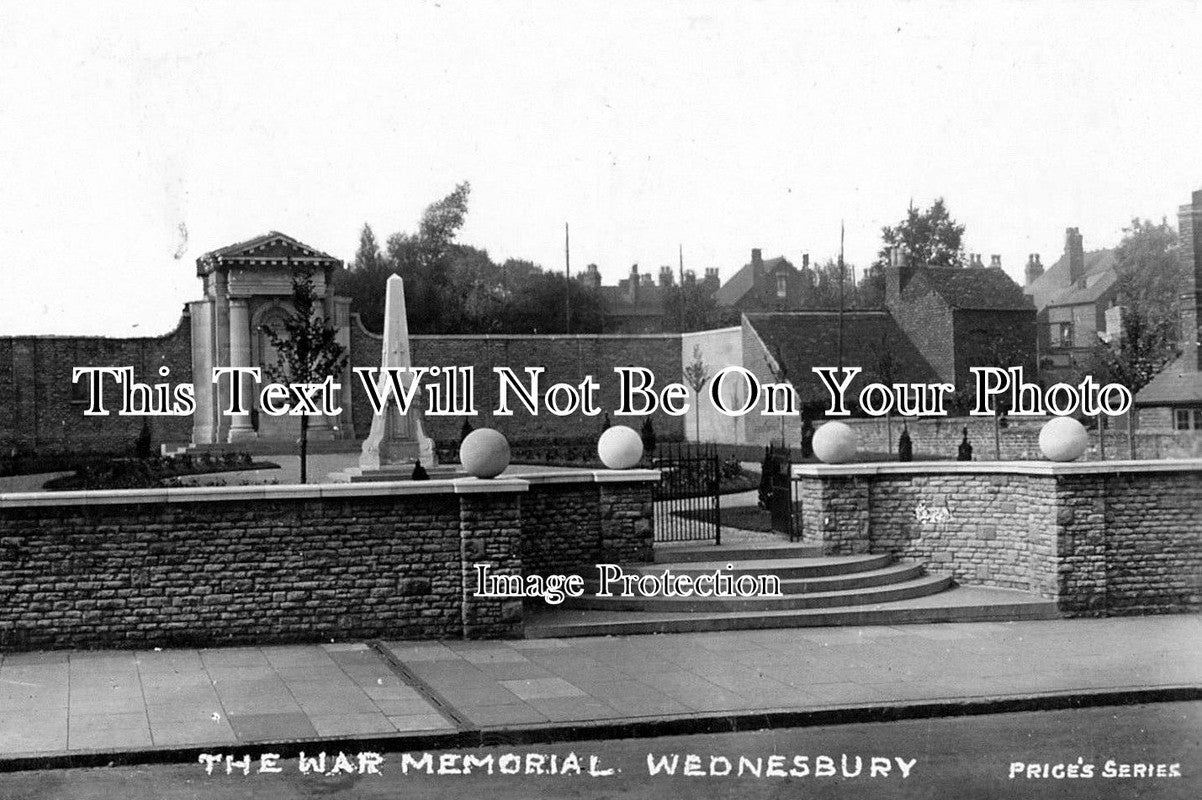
[652, 542, 822, 562]
[626, 554, 896, 580]
[567, 573, 953, 612]
[525, 543, 1060, 638]
[526, 586, 1061, 638]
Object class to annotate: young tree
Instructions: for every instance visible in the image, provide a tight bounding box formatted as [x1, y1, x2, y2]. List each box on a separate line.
[682, 345, 710, 443]
[873, 198, 966, 270]
[261, 266, 348, 484]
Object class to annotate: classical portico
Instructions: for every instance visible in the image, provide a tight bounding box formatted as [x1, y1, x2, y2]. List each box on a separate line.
[188, 232, 355, 446]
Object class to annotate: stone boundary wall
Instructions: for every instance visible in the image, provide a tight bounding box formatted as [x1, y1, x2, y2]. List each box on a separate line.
[0, 471, 657, 650]
[713, 412, 1202, 461]
[0, 316, 194, 457]
[794, 460, 1202, 616]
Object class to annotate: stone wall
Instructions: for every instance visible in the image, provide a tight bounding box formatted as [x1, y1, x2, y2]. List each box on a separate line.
[0, 471, 656, 650]
[0, 315, 194, 457]
[795, 460, 1202, 616]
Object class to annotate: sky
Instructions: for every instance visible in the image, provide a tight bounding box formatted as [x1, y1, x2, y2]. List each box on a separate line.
[1, 0, 1200, 336]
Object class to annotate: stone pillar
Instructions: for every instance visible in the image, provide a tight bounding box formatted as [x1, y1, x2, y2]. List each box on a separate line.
[188, 300, 215, 445]
[596, 473, 656, 564]
[458, 485, 524, 639]
[213, 272, 231, 443]
[227, 298, 257, 442]
[798, 473, 871, 555]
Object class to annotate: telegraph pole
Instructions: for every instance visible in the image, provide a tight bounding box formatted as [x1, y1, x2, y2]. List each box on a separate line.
[678, 243, 685, 331]
[564, 222, 571, 335]
[837, 220, 846, 371]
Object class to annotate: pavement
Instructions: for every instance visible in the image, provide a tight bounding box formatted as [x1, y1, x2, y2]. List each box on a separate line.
[0, 615, 1198, 769]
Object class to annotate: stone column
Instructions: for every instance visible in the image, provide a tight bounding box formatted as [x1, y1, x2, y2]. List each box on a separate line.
[188, 300, 215, 445]
[213, 271, 231, 443]
[227, 298, 257, 442]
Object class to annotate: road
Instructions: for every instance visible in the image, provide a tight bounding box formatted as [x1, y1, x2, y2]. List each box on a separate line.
[0, 702, 1197, 799]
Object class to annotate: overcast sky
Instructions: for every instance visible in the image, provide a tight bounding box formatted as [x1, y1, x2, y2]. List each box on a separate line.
[2, 0, 1200, 335]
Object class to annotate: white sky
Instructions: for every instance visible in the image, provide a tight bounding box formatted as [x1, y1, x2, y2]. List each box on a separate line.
[1, 0, 1200, 335]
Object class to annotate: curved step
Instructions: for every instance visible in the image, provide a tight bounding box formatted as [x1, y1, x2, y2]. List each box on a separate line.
[778, 562, 925, 593]
[526, 586, 1062, 638]
[581, 562, 926, 596]
[565, 574, 952, 612]
[653, 543, 821, 563]
[625, 554, 894, 580]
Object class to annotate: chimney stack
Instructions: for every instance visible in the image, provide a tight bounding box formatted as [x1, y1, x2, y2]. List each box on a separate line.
[703, 268, 720, 289]
[802, 253, 810, 270]
[658, 266, 674, 287]
[751, 248, 763, 278]
[683, 269, 697, 286]
[1065, 228, 1085, 285]
[990, 254, 1002, 269]
[1179, 189, 1202, 370]
[1024, 253, 1044, 286]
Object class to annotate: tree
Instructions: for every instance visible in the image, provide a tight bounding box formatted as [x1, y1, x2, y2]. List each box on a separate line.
[261, 265, 348, 484]
[682, 345, 710, 443]
[1088, 218, 1181, 454]
[874, 198, 966, 271]
[389, 181, 472, 334]
[661, 282, 721, 332]
[351, 224, 385, 273]
[338, 183, 471, 334]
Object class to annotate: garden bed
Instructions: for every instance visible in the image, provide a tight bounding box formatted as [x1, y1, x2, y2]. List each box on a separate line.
[43, 453, 278, 491]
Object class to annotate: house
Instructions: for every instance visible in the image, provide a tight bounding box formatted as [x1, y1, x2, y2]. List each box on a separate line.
[1023, 228, 1119, 381]
[713, 249, 812, 312]
[578, 263, 720, 333]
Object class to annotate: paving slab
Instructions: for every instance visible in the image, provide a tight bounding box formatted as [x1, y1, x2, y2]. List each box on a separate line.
[0, 615, 1197, 764]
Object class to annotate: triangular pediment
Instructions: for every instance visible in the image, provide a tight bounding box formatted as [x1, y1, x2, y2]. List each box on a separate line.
[197, 231, 340, 274]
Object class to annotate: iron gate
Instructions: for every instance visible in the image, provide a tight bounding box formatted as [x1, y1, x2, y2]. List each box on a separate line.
[763, 444, 799, 540]
[651, 443, 721, 543]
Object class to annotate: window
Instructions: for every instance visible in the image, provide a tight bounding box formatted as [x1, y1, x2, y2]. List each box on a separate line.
[1174, 408, 1202, 431]
[1057, 322, 1073, 349]
[775, 274, 787, 299]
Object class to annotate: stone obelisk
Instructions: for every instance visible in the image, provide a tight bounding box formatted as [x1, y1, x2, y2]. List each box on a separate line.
[346, 275, 437, 479]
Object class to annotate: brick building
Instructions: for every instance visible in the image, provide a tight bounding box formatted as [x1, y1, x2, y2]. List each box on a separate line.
[712, 249, 813, 312]
[1023, 228, 1119, 381]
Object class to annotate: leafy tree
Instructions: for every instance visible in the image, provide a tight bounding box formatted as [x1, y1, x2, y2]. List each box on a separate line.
[1089, 218, 1181, 396]
[661, 281, 722, 332]
[874, 198, 966, 270]
[388, 181, 472, 334]
[338, 183, 471, 334]
[261, 266, 348, 484]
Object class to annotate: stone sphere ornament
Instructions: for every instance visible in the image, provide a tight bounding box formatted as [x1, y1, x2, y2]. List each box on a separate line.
[598, 425, 644, 470]
[459, 428, 511, 478]
[1039, 416, 1089, 462]
[812, 421, 859, 464]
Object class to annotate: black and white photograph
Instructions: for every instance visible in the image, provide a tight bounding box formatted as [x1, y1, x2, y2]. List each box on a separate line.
[0, 1, 1199, 797]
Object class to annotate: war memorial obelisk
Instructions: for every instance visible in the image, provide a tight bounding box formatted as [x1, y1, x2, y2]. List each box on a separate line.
[331, 274, 438, 481]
